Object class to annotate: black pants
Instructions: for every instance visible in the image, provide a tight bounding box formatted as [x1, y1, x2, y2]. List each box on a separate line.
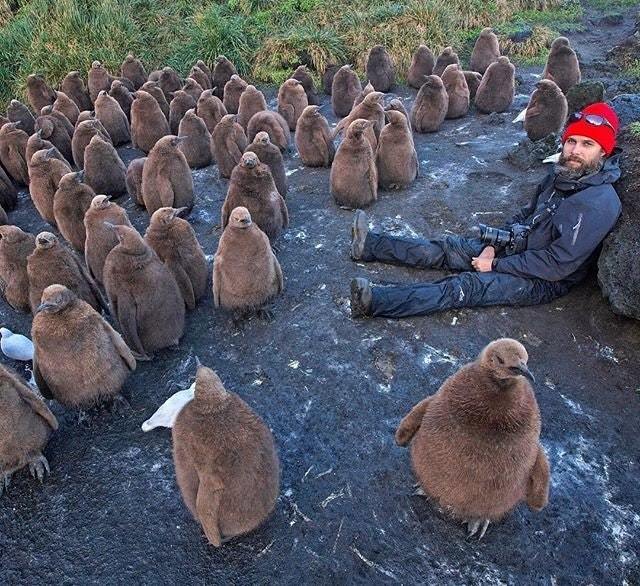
[361, 233, 572, 318]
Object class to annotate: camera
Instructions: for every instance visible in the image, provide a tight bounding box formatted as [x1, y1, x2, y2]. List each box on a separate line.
[474, 223, 530, 254]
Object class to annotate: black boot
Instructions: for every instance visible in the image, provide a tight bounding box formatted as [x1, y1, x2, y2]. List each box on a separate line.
[350, 278, 372, 318]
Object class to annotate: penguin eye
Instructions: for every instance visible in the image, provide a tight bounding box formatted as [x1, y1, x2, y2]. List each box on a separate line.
[496, 356, 505, 365]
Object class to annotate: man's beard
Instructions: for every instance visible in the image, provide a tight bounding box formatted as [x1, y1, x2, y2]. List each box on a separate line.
[555, 154, 604, 180]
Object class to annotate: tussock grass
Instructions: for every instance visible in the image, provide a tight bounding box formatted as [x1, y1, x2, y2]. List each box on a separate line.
[0, 0, 581, 107]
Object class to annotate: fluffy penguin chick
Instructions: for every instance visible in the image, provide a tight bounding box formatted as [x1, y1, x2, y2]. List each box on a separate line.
[221, 152, 289, 241]
[26, 74, 56, 113]
[190, 65, 211, 93]
[543, 37, 581, 94]
[34, 114, 73, 163]
[88, 61, 114, 104]
[61, 71, 92, 111]
[27, 231, 105, 315]
[7, 100, 35, 136]
[103, 225, 185, 360]
[178, 109, 213, 169]
[333, 91, 385, 150]
[295, 105, 334, 167]
[0, 363, 58, 495]
[524, 79, 568, 141]
[277, 79, 308, 131]
[169, 90, 196, 135]
[376, 110, 418, 190]
[212, 115, 248, 178]
[0, 225, 36, 312]
[130, 90, 170, 153]
[212, 55, 237, 100]
[72, 118, 111, 169]
[292, 65, 319, 105]
[141, 81, 170, 121]
[182, 78, 204, 102]
[410, 75, 448, 133]
[237, 85, 268, 130]
[246, 111, 291, 152]
[463, 71, 483, 101]
[109, 80, 134, 121]
[120, 54, 147, 90]
[330, 119, 377, 208]
[53, 91, 80, 126]
[366, 45, 395, 92]
[83, 134, 127, 197]
[395, 338, 550, 538]
[0, 122, 29, 186]
[331, 66, 362, 118]
[475, 56, 515, 114]
[213, 207, 283, 312]
[470, 28, 501, 74]
[126, 157, 147, 206]
[223, 75, 248, 114]
[141, 135, 194, 215]
[441, 64, 470, 119]
[94, 90, 130, 146]
[144, 207, 208, 310]
[197, 89, 228, 135]
[408, 45, 435, 89]
[32, 284, 135, 409]
[28, 148, 72, 225]
[172, 362, 280, 546]
[244, 132, 287, 198]
[433, 47, 460, 77]
[53, 171, 96, 253]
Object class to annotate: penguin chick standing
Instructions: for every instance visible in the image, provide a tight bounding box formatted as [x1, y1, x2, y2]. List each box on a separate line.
[470, 28, 501, 75]
[120, 54, 147, 90]
[0, 225, 36, 312]
[28, 148, 72, 225]
[213, 206, 283, 314]
[292, 65, 319, 105]
[103, 225, 185, 360]
[376, 110, 418, 190]
[330, 119, 377, 209]
[441, 64, 470, 119]
[237, 85, 268, 131]
[277, 79, 308, 131]
[53, 91, 80, 126]
[130, 90, 170, 154]
[7, 100, 35, 136]
[32, 284, 135, 409]
[212, 56, 237, 100]
[61, 71, 92, 112]
[475, 56, 515, 114]
[223, 75, 248, 114]
[332, 91, 385, 150]
[0, 363, 57, 495]
[144, 207, 208, 311]
[212, 115, 248, 179]
[408, 45, 435, 89]
[88, 61, 114, 104]
[295, 105, 334, 167]
[141, 135, 194, 215]
[197, 89, 228, 135]
[366, 45, 395, 92]
[524, 79, 568, 141]
[246, 111, 291, 152]
[72, 118, 112, 169]
[395, 339, 550, 538]
[53, 171, 96, 253]
[172, 362, 280, 546]
[221, 152, 289, 241]
[244, 132, 287, 198]
[331, 65, 362, 118]
[433, 47, 460, 77]
[94, 90, 130, 146]
[26, 74, 56, 113]
[83, 134, 127, 197]
[126, 157, 147, 206]
[0, 122, 29, 186]
[169, 90, 196, 135]
[410, 75, 449, 133]
[178, 109, 213, 169]
[543, 37, 581, 94]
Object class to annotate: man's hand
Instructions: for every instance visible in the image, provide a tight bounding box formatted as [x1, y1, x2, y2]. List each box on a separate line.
[471, 246, 495, 272]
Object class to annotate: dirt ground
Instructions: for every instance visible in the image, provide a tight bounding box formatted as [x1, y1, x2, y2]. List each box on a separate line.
[1, 5, 639, 585]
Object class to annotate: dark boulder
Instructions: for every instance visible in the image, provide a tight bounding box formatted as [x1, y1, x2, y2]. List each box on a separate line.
[566, 81, 606, 115]
[608, 94, 640, 127]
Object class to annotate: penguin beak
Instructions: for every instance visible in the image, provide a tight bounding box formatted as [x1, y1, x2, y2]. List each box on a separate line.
[36, 302, 56, 314]
[45, 147, 57, 159]
[76, 170, 85, 182]
[173, 207, 189, 218]
[510, 364, 535, 383]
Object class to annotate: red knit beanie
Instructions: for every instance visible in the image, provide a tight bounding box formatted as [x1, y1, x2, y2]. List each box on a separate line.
[562, 102, 619, 156]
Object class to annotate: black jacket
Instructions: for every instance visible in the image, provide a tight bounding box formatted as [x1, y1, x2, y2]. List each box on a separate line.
[494, 154, 622, 283]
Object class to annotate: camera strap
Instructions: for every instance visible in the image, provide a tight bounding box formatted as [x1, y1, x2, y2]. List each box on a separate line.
[524, 190, 563, 232]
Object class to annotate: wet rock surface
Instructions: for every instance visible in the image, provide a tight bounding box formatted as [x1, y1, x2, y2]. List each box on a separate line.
[608, 93, 640, 126]
[566, 80, 606, 114]
[1, 6, 639, 586]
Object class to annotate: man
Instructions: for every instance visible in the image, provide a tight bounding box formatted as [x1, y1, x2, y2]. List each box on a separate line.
[350, 102, 622, 319]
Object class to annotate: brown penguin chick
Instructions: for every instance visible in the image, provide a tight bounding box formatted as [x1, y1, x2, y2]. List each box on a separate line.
[34, 115, 73, 163]
[103, 224, 185, 359]
[148, 69, 162, 83]
[292, 65, 319, 105]
[196, 89, 228, 135]
[169, 90, 197, 135]
[0, 225, 35, 312]
[159, 66, 183, 101]
[88, 61, 115, 104]
[196, 60, 214, 85]
[39, 108, 75, 140]
[126, 157, 146, 206]
[323, 64, 340, 95]
[385, 98, 410, 122]
[27, 231, 106, 315]
[28, 148, 72, 225]
[237, 85, 268, 130]
[61, 71, 93, 111]
[395, 339, 550, 538]
[26, 74, 56, 113]
[109, 80, 134, 120]
[470, 28, 501, 74]
[0, 166, 18, 213]
[141, 80, 171, 121]
[475, 56, 515, 114]
[182, 78, 204, 102]
[433, 47, 460, 77]
[32, 284, 135, 409]
[277, 78, 308, 131]
[366, 45, 395, 92]
[542, 37, 581, 94]
[84, 134, 127, 197]
[142, 135, 194, 215]
[331, 65, 362, 118]
[94, 90, 130, 146]
[212, 55, 237, 100]
[53, 171, 95, 253]
[52, 92, 80, 128]
[172, 362, 280, 546]
[0, 123, 29, 186]
[0, 363, 58, 494]
[245, 132, 287, 198]
[333, 91, 385, 149]
[190, 65, 211, 92]
[246, 111, 291, 152]
[222, 75, 247, 114]
[7, 100, 35, 136]
[441, 64, 470, 119]
[212, 114, 248, 178]
[353, 81, 374, 109]
[410, 75, 449, 133]
[120, 54, 147, 90]
[376, 110, 418, 190]
[71, 118, 112, 168]
[144, 207, 208, 310]
[524, 79, 568, 141]
[213, 206, 283, 313]
[178, 109, 213, 169]
[221, 152, 289, 241]
[75, 110, 95, 125]
[130, 90, 170, 154]
[295, 105, 334, 167]
[26, 132, 65, 172]
[83, 195, 132, 283]
[408, 45, 435, 89]
[330, 119, 377, 209]
[463, 71, 483, 101]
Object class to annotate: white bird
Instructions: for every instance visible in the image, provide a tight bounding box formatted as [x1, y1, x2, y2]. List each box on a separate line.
[513, 107, 527, 124]
[543, 152, 562, 164]
[141, 382, 195, 432]
[0, 327, 34, 361]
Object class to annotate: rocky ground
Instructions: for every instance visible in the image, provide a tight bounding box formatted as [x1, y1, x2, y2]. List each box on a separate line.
[1, 4, 639, 585]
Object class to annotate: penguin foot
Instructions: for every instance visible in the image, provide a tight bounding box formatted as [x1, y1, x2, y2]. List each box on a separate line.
[132, 351, 153, 361]
[1, 472, 12, 496]
[108, 395, 130, 415]
[28, 454, 50, 483]
[257, 307, 274, 322]
[466, 518, 490, 539]
[76, 410, 91, 426]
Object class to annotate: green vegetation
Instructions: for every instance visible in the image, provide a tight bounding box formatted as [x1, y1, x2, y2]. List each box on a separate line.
[628, 122, 640, 137]
[0, 0, 586, 106]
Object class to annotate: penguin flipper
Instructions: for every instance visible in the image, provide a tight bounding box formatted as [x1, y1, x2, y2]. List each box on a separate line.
[278, 194, 289, 228]
[169, 260, 196, 310]
[102, 319, 136, 371]
[115, 291, 148, 360]
[526, 445, 550, 511]
[395, 397, 432, 446]
[273, 255, 283, 294]
[16, 381, 58, 431]
[32, 352, 54, 401]
[196, 473, 225, 547]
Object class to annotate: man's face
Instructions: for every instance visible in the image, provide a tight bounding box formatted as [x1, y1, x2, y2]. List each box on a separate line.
[558, 135, 606, 178]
